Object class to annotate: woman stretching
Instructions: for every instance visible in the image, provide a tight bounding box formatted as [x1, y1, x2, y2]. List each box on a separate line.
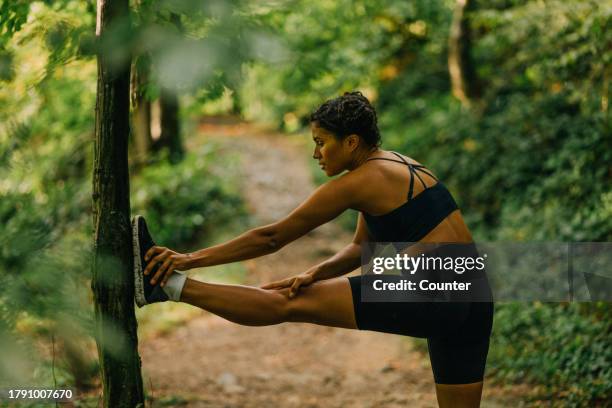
[132, 91, 494, 408]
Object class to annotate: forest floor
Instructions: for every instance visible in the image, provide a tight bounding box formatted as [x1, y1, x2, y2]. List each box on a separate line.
[135, 118, 528, 407]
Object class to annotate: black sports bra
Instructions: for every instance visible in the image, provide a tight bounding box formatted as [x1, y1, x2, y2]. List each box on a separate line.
[362, 152, 459, 242]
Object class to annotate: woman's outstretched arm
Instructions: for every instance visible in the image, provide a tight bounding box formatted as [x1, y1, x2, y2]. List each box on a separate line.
[309, 212, 370, 280]
[261, 212, 371, 297]
[144, 174, 364, 286]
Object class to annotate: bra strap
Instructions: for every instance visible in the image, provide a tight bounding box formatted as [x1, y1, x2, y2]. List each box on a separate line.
[391, 152, 416, 200]
[370, 152, 437, 200]
[390, 151, 409, 164]
[413, 169, 428, 189]
[412, 164, 438, 181]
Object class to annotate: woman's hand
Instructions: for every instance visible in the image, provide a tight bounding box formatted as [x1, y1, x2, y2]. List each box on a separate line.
[144, 246, 193, 287]
[260, 270, 317, 298]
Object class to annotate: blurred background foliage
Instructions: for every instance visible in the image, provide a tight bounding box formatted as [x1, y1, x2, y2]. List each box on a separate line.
[0, 0, 249, 394]
[0, 0, 610, 405]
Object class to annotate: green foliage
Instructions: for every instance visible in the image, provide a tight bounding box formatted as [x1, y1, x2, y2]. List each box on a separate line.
[0, 0, 31, 45]
[132, 144, 247, 249]
[0, 177, 93, 386]
[0, 1, 95, 85]
[380, 1, 611, 242]
[130, 0, 282, 97]
[241, 0, 451, 128]
[0, 8, 96, 388]
[0, 0, 250, 391]
[489, 302, 612, 405]
[0, 7, 96, 336]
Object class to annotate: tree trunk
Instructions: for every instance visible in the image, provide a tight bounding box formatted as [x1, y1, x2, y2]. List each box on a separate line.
[448, 0, 479, 107]
[156, 12, 184, 164]
[158, 86, 183, 164]
[92, 1, 145, 407]
[130, 55, 153, 168]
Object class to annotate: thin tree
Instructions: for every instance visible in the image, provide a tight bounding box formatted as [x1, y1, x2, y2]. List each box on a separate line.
[448, 0, 480, 107]
[131, 53, 154, 167]
[91, 0, 145, 406]
[156, 12, 184, 164]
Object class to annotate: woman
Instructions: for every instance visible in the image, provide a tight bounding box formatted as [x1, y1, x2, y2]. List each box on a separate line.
[133, 91, 494, 408]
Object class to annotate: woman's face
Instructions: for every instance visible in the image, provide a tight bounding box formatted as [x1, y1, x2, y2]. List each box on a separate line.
[311, 123, 352, 177]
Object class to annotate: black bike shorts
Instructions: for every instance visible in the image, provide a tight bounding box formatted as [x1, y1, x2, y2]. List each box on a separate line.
[348, 275, 494, 384]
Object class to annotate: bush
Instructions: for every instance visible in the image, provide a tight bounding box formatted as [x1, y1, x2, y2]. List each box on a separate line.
[489, 302, 612, 405]
[131, 144, 247, 249]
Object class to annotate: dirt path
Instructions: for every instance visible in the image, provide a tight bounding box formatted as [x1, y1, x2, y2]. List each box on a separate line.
[139, 120, 519, 407]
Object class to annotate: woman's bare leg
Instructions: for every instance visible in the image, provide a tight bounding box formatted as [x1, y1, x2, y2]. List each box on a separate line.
[179, 277, 358, 329]
[435, 382, 484, 408]
[180, 277, 486, 407]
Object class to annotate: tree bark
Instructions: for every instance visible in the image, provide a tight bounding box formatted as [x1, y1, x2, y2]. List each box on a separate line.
[92, 1, 145, 407]
[448, 0, 480, 107]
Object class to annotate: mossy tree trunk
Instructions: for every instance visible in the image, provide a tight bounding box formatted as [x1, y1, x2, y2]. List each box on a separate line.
[92, 0, 145, 407]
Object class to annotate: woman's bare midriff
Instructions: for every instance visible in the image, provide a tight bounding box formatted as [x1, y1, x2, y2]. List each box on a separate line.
[420, 210, 473, 244]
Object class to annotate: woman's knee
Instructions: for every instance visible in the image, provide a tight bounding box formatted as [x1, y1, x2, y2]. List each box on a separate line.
[267, 279, 356, 328]
[231, 288, 293, 326]
[264, 286, 311, 323]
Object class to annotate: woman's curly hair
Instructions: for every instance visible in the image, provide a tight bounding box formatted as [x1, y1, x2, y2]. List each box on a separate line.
[310, 91, 381, 148]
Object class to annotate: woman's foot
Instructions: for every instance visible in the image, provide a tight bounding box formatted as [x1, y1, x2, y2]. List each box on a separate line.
[132, 215, 169, 307]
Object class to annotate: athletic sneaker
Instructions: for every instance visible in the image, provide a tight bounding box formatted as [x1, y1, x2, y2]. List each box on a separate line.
[132, 215, 169, 307]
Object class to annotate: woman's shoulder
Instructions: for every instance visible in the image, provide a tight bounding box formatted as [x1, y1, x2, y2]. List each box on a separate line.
[372, 150, 426, 167]
[366, 150, 437, 180]
[333, 159, 389, 206]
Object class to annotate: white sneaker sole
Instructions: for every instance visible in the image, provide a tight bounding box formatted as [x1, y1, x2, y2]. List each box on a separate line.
[132, 215, 147, 308]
